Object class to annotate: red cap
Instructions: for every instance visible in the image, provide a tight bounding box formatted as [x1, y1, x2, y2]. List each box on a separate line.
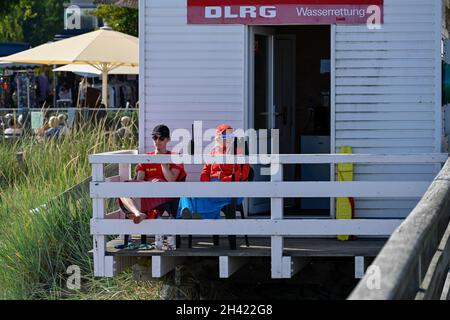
[216, 124, 233, 134]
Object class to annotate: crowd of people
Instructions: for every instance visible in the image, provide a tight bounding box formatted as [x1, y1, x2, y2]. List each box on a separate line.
[0, 114, 23, 138]
[3, 118, 22, 136]
[1, 66, 138, 111]
[0, 111, 137, 143]
[0, 113, 71, 141]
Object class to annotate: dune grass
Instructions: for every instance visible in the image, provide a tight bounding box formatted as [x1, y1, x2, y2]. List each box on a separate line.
[0, 116, 161, 300]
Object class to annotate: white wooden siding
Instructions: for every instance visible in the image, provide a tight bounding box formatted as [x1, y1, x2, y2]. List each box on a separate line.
[141, 0, 444, 216]
[335, 0, 442, 218]
[140, 0, 245, 182]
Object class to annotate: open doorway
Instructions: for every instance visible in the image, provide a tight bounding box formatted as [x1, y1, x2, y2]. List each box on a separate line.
[249, 25, 331, 217]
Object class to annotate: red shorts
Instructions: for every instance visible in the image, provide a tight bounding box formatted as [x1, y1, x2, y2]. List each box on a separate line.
[117, 180, 175, 219]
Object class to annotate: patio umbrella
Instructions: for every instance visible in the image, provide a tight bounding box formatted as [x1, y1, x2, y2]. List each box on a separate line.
[53, 64, 138, 77]
[0, 26, 138, 107]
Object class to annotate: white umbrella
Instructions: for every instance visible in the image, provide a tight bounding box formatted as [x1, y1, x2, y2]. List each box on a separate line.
[53, 64, 138, 76]
[1, 26, 138, 107]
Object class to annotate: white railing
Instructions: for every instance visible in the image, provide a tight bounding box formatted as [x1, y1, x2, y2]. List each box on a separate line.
[349, 158, 450, 300]
[89, 151, 448, 279]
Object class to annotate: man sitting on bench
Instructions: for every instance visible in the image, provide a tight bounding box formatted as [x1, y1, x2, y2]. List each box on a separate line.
[118, 124, 187, 224]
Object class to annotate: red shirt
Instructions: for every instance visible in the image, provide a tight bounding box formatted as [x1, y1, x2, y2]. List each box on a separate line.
[136, 151, 186, 182]
[200, 147, 250, 182]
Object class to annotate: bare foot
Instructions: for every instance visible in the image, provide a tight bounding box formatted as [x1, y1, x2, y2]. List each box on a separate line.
[126, 212, 137, 220]
[133, 212, 147, 224]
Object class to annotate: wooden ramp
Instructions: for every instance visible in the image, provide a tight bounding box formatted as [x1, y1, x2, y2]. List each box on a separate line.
[104, 237, 386, 279]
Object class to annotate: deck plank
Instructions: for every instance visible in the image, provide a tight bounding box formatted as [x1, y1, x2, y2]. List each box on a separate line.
[106, 237, 387, 257]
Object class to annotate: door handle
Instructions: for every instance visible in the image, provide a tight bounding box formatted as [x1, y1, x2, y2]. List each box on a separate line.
[275, 107, 288, 125]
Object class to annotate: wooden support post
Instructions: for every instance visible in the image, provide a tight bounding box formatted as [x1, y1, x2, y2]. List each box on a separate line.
[271, 162, 284, 279]
[93, 234, 106, 277]
[92, 163, 106, 277]
[355, 256, 366, 279]
[104, 256, 115, 278]
[104, 256, 141, 278]
[271, 237, 284, 279]
[219, 256, 247, 279]
[118, 162, 132, 244]
[282, 257, 310, 278]
[152, 256, 186, 278]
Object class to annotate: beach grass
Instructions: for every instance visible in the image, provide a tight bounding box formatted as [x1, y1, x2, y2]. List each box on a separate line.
[0, 115, 161, 300]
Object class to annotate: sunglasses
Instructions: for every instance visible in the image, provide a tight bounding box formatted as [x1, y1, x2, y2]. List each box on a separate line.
[221, 133, 235, 140]
[152, 135, 167, 141]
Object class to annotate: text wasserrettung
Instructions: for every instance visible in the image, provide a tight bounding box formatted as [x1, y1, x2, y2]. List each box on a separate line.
[297, 7, 367, 18]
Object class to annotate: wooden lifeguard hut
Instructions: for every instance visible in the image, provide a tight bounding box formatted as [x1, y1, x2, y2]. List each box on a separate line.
[89, 0, 450, 280]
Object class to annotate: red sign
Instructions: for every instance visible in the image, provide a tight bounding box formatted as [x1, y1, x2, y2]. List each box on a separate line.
[188, 0, 384, 25]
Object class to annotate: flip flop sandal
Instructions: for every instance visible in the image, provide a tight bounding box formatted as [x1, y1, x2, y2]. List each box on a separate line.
[114, 244, 130, 250]
[138, 243, 155, 250]
[124, 242, 140, 250]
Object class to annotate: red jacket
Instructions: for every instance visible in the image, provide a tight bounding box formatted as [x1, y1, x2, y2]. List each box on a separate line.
[200, 147, 250, 182]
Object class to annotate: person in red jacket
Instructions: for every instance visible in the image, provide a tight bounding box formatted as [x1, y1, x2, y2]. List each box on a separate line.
[118, 124, 186, 224]
[200, 125, 249, 183]
[177, 124, 250, 219]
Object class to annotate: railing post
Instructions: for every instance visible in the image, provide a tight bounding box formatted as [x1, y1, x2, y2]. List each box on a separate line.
[92, 163, 106, 277]
[119, 150, 137, 181]
[119, 163, 131, 181]
[271, 160, 284, 278]
[118, 162, 131, 245]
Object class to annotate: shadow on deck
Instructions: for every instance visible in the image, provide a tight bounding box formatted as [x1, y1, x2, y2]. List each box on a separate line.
[106, 237, 387, 258]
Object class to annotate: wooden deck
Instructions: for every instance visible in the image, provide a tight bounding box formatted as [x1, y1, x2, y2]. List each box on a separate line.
[106, 237, 387, 258]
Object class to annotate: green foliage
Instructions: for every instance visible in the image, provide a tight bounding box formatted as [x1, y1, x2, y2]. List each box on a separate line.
[0, 0, 65, 47]
[0, 118, 161, 300]
[0, 4, 24, 42]
[93, 5, 138, 37]
[0, 2, 138, 47]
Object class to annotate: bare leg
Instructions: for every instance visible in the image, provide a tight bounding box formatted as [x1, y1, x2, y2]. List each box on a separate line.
[119, 197, 147, 224]
[119, 197, 141, 216]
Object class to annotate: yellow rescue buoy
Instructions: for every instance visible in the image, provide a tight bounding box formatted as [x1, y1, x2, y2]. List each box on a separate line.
[336, 146, 355, 241]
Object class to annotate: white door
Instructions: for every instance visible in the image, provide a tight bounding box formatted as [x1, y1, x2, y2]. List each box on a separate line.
[248, 28, 297, 215]
[249, 27, 276, 215]
[274, 34, 297, 209]
[274, 34, 296, 156]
